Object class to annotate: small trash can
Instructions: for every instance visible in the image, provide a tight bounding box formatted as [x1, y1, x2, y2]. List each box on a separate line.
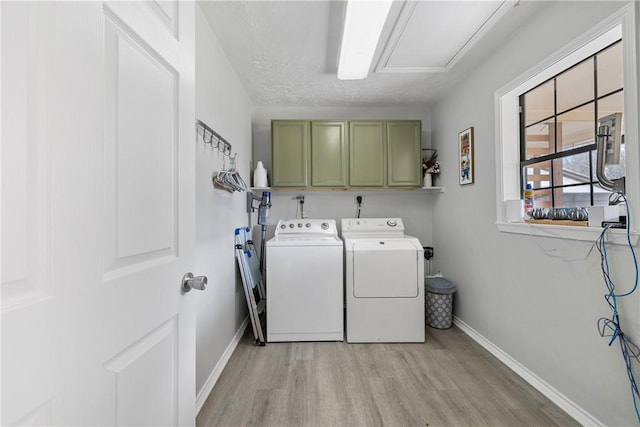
[425, 277, 457, 329]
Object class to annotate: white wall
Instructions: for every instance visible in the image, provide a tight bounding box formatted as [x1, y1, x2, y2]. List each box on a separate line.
[252, 106, 436, 246]
[194, 5, 254, 399]
[430, 1, 639, 425]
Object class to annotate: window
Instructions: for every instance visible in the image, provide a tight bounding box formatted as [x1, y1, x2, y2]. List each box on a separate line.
[519, 40, 624, 210]
[495, 4, 639, 241]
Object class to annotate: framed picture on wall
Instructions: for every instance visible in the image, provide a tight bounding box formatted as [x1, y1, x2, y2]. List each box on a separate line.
[458, 127, 474, 185]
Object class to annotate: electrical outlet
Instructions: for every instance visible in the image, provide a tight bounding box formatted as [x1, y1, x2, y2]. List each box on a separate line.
[424, 246, 434, 260]
[355, 195, 364, 206]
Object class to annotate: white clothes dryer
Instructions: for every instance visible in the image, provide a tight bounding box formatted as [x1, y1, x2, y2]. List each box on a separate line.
[341, 218, 424, 343]
[266, 219, 344, 342]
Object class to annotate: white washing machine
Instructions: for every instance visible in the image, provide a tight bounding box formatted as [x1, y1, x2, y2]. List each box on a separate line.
[266, 219, 344, 342]
[341, 218, 425, 343]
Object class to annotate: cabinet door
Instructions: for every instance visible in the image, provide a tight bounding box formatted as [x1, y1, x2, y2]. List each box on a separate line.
[311, 121, 347, 187]
[387, 120, 422, 187]
[272, 120, 310, 187]
[349, 121, 385, 187]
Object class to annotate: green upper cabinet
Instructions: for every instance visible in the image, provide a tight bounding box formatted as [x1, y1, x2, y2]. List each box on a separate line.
[271, 120, 310, 187]
[387, 121, 422, 187]
[272, 119, 421, 189]
[311, 121, 347, 187]
[349, 121, 385, 187]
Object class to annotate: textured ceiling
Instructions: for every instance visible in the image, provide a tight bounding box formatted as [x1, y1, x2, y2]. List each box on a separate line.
[198, 0, 547, 108]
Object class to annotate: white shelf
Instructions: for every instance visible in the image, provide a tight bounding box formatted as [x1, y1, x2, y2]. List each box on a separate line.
[421, 186, 444, 193]
[251, 187, 444, 193]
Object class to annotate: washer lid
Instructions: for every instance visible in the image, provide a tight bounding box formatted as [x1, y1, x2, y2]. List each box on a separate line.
[267, 235, 343, 247]
[343, 236, 423, 252]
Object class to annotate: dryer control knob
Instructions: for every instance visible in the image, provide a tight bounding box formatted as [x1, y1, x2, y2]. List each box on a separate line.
[297, 223, 303, 228]
[306, 223, 311, 228]
[321, 222, 329, 230]
[387, 220, 397, 227]
[280, 224, 286, 229]
[289, 223, 294, 228]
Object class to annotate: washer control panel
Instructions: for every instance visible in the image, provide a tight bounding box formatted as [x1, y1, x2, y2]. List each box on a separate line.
[341, 217, 405, 237]
[275, 219, 337, 237]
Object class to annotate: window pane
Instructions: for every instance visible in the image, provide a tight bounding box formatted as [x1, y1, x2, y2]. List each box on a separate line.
[551, 155, 589, 208]
[557, 58, 594, 112]
[598, 91, 624, 124]
[525, 122, 552, 159]
[524, 160, 552, 189]
[558, 103, 594, 150]
[554, 183, 592, 208]
[556, 155, 591, 185]
[597, 41, 623, 96]
[524, 80, 554, 125]
[532, 188, 552, 209]
[552, 155, 593, 207]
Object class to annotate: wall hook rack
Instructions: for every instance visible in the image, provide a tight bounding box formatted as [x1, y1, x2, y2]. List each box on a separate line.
[196, 119, 233, 157]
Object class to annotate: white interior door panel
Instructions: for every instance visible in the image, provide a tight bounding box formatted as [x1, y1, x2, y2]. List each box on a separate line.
[1, 2, 196, 425]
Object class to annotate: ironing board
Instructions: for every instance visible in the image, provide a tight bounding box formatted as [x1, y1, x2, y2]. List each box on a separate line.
[234, 227, 266, 346]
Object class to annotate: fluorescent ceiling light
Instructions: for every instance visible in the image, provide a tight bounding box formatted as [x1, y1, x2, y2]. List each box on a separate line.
[337, 0, 393, 80]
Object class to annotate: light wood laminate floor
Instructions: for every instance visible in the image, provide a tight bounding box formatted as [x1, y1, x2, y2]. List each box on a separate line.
[197, 325, 579, 427]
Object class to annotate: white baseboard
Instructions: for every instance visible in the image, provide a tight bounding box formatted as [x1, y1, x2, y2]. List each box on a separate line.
[196, 317, 249, 414]
[453, 316, 604, 427]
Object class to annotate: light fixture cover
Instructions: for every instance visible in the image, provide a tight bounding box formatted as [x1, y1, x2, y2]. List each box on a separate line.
[337, 0, 393, 80]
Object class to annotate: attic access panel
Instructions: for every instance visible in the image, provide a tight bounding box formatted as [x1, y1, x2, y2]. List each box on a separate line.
[376, 0, 511, 73]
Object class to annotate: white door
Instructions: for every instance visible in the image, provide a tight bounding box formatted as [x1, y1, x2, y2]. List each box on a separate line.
[1, 2, 197, 425]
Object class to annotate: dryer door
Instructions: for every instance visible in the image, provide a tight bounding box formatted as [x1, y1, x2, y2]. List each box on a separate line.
[352, 239, 419, 298]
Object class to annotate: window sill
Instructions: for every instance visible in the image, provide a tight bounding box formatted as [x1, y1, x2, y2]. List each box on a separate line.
[496, 221, 639, 245]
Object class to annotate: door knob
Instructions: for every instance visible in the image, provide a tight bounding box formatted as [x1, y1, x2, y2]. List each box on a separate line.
[181, 272, 207, 293]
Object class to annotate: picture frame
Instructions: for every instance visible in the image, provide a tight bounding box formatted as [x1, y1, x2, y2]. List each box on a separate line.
[458, 127, 474, 185]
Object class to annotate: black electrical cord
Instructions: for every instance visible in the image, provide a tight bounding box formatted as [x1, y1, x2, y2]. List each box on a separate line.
[355, 196, 362, 218]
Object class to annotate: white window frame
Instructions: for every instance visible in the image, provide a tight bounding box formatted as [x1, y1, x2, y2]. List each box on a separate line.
[494, 4, 639, 244]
